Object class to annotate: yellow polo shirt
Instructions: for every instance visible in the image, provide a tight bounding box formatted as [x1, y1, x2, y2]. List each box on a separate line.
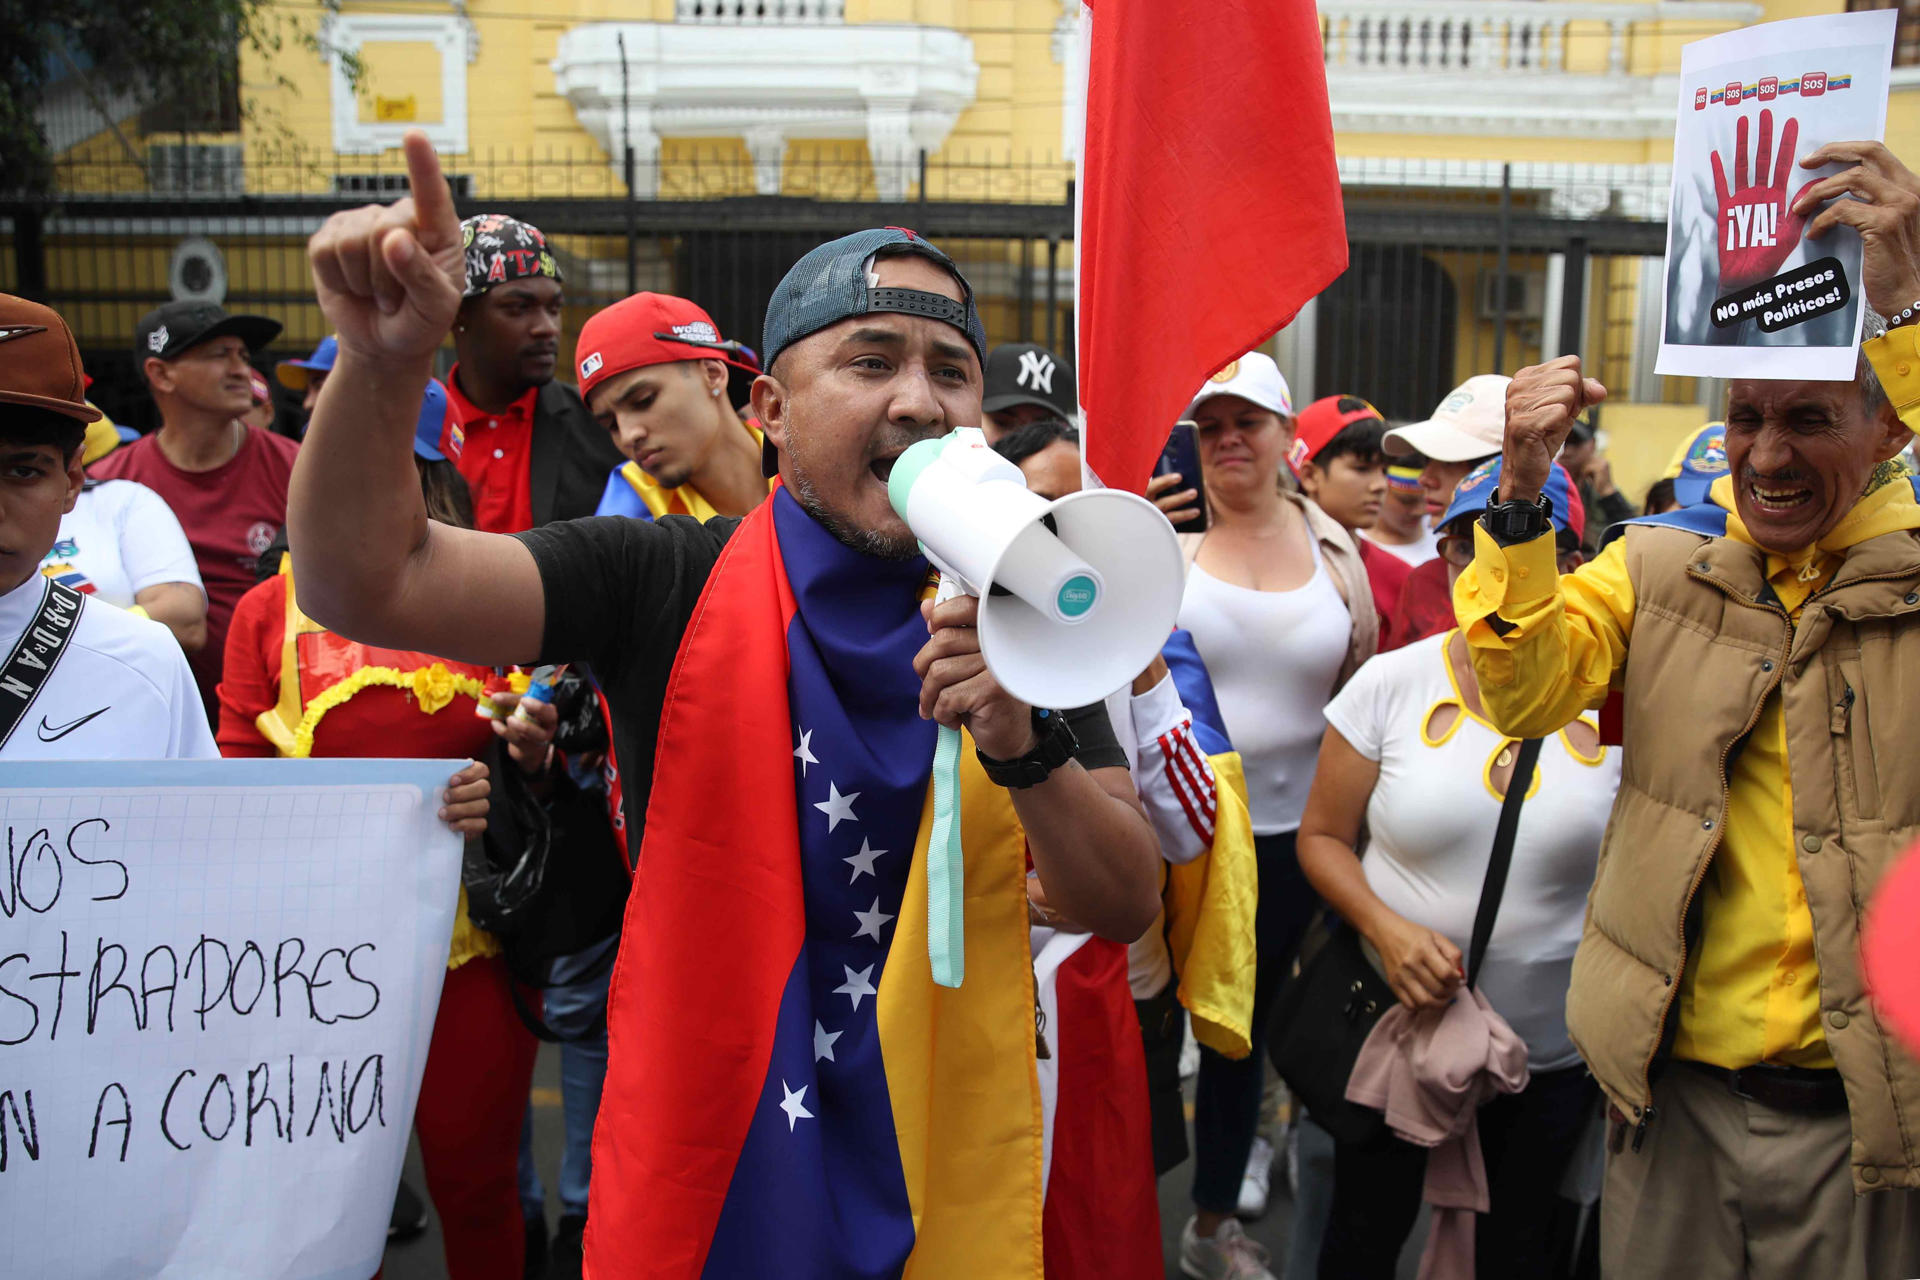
[614, 420, 771, 521]
[1867, 323, 1920, 435]
[1454, 474, 1920, 1071]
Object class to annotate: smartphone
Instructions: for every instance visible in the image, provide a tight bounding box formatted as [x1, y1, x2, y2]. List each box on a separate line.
[1154, 420, 1209, 533]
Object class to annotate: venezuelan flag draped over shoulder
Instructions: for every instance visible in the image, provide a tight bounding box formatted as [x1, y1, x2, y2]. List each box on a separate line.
[584, 488, 1044, 1279]
[1076, 0, 1348, 493]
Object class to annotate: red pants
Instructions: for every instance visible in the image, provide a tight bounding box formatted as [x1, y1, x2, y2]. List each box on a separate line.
[414, 954, 539, 1280]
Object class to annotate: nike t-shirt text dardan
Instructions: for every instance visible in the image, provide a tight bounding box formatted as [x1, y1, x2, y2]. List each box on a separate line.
[0, 575, 216, 760]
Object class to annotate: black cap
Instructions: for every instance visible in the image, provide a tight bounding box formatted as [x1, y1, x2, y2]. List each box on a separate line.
[982, 342, 1076, 418]
[135, 301, 281, 368]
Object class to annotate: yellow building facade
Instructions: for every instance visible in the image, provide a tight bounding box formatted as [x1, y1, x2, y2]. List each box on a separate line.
[18, 0, 1920, 494]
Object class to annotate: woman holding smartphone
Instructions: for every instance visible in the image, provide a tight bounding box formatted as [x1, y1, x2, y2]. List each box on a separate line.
[1175, 352, 1376, 1280]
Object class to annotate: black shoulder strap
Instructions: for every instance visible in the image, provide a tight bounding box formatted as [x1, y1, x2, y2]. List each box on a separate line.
[1466, 736, 1543, 990]
[0, 579, 87, 752]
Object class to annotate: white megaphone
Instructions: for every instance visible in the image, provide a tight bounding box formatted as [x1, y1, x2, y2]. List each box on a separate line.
[886, 428, 1186, 708]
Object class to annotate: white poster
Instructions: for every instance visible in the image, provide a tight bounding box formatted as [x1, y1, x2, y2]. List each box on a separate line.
[1657, 9, 1898, 380]
[0, 759, 464, 1280]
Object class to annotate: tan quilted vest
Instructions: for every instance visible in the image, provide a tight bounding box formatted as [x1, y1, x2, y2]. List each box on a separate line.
[1569, 521, 1920, 1192]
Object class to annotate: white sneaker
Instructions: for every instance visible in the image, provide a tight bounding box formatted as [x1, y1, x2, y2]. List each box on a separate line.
[1237, 1135, 1274, 1218]
[1178, 1215, 1277, 1280]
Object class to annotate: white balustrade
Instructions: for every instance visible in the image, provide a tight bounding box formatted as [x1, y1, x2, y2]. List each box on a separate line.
[1319, 0, 1756, 75]
[675, 0, 845, 24]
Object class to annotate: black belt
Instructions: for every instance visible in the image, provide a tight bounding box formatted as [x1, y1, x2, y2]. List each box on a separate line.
[1679, 1059, 1849, 1114]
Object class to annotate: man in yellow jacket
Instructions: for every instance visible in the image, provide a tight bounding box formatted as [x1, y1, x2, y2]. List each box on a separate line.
[1454, 140, 1920, 1278]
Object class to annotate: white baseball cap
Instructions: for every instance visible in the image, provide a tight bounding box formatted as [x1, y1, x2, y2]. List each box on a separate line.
[1383, 374, 1511, 462]
[1186, 352, 1293, 420]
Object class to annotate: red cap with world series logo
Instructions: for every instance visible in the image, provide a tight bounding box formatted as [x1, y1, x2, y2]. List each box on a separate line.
[573, 292, 761, 406]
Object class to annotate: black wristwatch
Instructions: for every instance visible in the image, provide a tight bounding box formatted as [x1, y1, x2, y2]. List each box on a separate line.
[977, 707, 1080, 789]
[1480, 490, 1555, 546]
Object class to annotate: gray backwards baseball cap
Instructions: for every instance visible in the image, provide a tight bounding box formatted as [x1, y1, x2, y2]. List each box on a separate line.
[761, 228, 986, 374]
[758, 227, 988, 477]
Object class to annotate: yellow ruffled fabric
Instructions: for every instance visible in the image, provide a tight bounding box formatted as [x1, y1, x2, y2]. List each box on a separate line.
[276, 659, 499, 970]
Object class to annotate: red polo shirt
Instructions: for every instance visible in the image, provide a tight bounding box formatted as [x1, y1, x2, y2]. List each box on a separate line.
[444, 367, 538, 535]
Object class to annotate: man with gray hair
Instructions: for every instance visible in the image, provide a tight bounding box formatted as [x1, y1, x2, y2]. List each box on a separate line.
[1453, 139, 1920, 1277]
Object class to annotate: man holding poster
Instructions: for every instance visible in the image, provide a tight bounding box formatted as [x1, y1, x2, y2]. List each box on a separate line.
[1658, 8, 1900, 379]
[1454, 121, 1920, 1276]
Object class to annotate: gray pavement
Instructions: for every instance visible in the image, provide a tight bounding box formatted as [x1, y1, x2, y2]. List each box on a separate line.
[380, 1045, 1414, 1279]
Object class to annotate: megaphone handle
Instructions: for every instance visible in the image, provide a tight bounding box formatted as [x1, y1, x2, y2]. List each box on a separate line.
[927, 722, 966, 988]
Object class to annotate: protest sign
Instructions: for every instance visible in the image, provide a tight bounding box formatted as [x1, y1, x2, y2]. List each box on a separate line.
[1656, 9, 1898, 380]
[0, 758, 463, 1280]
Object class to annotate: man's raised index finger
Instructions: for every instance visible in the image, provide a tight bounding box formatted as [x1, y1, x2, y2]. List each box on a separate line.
[403, 130, 460, 247]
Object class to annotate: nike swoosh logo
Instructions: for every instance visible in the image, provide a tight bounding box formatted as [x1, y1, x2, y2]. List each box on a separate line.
[37, 707, 109, 742]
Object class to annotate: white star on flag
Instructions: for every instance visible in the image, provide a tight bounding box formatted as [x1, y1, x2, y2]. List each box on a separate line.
[853, 897, 896, 942]
[834, 963, 877, 1010]
[794, 727, 819, 776]
[813, 1020, 842, 1063]
[778, 1080, 814, 1131]
[844, 838, 887, 883]
[814, 782, 860, 831]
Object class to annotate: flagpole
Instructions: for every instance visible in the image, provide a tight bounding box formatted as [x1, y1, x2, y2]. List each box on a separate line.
[1070, 2, 1094, 492]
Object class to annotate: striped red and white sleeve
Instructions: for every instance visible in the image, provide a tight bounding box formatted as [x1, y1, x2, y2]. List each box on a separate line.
[1127, 671, 1216, 865]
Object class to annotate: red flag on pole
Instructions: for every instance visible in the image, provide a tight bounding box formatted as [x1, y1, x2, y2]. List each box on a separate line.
[1075, 0, 1348, 494]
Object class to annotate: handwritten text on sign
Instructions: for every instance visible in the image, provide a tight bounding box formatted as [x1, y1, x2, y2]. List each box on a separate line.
[0, 759, 463, 1280]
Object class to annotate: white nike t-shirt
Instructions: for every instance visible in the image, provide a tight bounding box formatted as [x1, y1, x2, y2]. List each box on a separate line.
[39, 479, 204, 608]
[0, 574, 217, 760]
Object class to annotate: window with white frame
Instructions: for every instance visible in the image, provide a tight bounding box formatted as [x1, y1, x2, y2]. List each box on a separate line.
[327, 13, 475, 155]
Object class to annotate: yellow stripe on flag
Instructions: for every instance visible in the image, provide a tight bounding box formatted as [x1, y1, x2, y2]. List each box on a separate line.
[878, 733, 1044, 1279]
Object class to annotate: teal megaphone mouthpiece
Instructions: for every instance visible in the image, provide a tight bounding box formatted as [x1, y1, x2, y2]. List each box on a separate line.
[886, 433, 951, 519]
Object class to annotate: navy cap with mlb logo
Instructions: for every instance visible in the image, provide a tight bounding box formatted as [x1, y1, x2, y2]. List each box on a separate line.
[982, 342, 1076, 419]
[134, 300, 281, 368]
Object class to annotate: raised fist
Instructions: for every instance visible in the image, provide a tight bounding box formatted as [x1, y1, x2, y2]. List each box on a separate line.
[1501, 357, 1607, 504]
[306, 130, 465, 366]
[1711, 110, 1821, 293]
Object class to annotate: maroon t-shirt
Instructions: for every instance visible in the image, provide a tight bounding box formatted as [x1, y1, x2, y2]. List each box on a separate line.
[1356, 537, 1413, 652]
[1384, 554, 1454, 652]
[90, 427, 300, 714]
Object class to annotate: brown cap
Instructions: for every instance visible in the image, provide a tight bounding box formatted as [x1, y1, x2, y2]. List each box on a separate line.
[0, 294, 101, 422]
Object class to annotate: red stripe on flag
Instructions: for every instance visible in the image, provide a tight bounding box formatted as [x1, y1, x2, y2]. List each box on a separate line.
[584, 501, 806, 1278]
[1040, 937, 1163, 1280]
[1078, 0, 1347, 493]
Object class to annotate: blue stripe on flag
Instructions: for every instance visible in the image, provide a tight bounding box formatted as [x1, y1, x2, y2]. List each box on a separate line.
[702, 490, 935, 1278]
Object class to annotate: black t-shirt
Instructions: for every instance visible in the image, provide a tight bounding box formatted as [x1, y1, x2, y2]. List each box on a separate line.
[516, 513, 1128, 854]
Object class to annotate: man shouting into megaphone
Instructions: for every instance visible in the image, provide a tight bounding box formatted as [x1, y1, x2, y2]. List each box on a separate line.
[289, 131, 1158, 1278]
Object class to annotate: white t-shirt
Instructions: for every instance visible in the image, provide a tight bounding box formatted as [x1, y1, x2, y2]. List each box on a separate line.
[1322, 632, 1619, 1070]
[1178, 543, 1350, 834]
[1361, 525, 1439, 567]
[0, 574, 216, 761]
[39, 479, 204, 609]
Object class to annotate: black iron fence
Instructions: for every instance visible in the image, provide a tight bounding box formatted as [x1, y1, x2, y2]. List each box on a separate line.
[2, 147, 1691, 436]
